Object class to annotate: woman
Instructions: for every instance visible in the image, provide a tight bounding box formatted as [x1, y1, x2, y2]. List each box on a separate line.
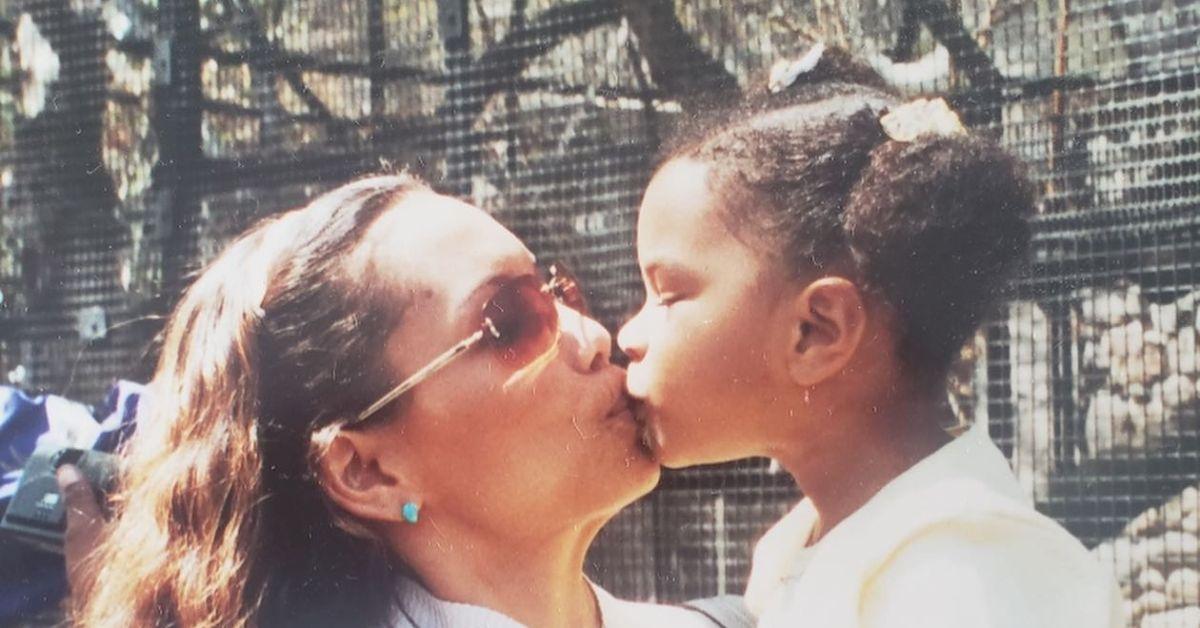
[617, 51, 1122, 626]
[62, 174, 724, 627]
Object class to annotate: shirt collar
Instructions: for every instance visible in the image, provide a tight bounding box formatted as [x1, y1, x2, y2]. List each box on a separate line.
[860, 418, 1029, 512]
[390, 576, 526, 628]
[745, 420, 1027, 614]
[390, 575, 620, 628]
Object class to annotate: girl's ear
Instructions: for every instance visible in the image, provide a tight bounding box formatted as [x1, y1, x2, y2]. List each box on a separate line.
[314, 428, 414, 525]
[783, 277, 868, 387]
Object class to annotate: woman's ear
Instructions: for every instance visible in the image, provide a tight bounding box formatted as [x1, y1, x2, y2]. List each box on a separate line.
[784, 277, 868, 387]
[315, 428, 412, 525]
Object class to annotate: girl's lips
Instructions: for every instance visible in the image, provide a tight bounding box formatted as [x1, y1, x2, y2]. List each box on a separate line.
[603, 396, 657, 459]
[629, 401, 660, 460]
[624, 398, 643, 422]
[620, 398, 654, 432]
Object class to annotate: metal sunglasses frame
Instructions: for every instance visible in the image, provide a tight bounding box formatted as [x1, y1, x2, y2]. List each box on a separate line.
[351, 263, 585, 425]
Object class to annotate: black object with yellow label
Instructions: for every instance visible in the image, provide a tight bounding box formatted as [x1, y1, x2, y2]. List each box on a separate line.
[1, 447, 116, 553]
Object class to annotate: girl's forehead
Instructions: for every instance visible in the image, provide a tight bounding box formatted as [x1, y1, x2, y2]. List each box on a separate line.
[640, 160, 738, 253]
[639, 159, 785, 289]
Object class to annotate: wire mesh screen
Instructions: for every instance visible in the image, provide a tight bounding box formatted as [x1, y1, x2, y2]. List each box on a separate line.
[1, 0, 1198, 623]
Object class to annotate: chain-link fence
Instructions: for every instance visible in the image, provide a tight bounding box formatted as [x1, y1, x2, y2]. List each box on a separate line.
[1, 0, 1198, 624]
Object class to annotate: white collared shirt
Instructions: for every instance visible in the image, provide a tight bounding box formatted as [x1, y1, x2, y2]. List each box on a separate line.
[388, 576, 720, 628]
[745, 420, 1124, 627]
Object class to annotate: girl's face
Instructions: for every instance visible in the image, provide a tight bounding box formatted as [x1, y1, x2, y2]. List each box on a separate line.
[359, 192, 657, 540]
[619, 159, 797, 468]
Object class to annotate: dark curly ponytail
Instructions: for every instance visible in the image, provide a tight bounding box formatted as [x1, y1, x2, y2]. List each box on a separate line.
[661, 46, 1034, 382]
[844, 133, 1034, 376]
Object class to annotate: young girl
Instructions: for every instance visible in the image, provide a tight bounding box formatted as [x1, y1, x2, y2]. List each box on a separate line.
[618, 52, 1122, 626]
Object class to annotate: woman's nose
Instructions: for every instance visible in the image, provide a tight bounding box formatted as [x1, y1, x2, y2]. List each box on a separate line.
[616, 307, 647, 363]
[559, 303, 612, 373]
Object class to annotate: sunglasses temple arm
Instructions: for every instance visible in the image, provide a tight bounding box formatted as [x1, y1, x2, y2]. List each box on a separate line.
[354, 328, 488, 424]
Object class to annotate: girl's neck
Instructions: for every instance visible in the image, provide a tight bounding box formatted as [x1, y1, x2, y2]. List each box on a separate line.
[391, 514, 605, 628]
[775, 393, 956, 544]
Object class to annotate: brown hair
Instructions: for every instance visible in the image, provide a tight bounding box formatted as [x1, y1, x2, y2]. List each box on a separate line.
[664, 49, 1034, 383]
[78, 174, 429, 628]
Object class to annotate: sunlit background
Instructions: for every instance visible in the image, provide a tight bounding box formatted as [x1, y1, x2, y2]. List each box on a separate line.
[0, 1, 1197, 624]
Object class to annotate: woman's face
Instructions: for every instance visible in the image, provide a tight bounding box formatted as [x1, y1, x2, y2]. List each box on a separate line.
[619, 159, 795, 468]
[361, 192, 657, 540]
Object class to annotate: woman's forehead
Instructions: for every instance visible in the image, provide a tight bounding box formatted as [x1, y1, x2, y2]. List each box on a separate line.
[363, 192, 535, 303]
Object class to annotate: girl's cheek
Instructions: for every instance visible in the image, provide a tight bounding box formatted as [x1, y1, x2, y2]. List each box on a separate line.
[642, 306, 669, 347]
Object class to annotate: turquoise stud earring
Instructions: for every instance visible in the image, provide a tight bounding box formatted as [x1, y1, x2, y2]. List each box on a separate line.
[401, 501, 420, 524]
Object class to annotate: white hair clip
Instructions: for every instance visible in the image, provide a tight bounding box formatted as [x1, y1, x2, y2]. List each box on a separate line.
[767, 43, 827, 94]
[879, 97, 966, 142]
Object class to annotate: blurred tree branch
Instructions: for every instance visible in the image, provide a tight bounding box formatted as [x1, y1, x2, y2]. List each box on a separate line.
[432, 0, 743, 128]
[623, 18, 660, 150]
[218, 0, 335, 121]
[896, 0, 1004, 87]
[615, 0, 739, 107]
[889, 0, 922, 61]
[432, 0, 618, 126]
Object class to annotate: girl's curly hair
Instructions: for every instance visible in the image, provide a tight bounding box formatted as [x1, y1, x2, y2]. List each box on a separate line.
[662, 46, 1034, 382]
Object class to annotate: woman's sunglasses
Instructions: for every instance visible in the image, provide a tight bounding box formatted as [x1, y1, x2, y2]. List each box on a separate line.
[351, 262, 588, 425]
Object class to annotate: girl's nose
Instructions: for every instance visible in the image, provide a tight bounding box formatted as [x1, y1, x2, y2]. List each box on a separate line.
[617, 306, 648, 364]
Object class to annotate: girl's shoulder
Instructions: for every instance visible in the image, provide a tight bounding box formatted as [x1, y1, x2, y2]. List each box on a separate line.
[861, 517, 1122, 627]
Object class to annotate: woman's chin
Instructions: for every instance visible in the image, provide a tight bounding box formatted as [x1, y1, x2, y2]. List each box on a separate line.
[624, 462, 662, 506]
[586, 453, 659, 515]
[619, 430, 662, 483]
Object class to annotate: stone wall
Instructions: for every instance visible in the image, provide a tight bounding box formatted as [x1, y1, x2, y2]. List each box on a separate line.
[1076, 284, 1200, 459]
[1092, 483, 1200, 626]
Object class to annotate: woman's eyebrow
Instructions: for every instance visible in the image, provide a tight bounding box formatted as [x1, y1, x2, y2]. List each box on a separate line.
[457, 250, 540, 316]
[460, 274, 512, 312]
[457, 268, 534, 316]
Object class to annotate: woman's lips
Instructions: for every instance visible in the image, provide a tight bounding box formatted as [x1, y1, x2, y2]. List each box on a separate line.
[600, 394, 657, 459]
[601, 393, 640, 434]
[605, 392, 633, 419]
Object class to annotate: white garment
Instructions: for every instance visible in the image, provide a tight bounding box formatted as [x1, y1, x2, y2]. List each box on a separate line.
[388, 576, 719, 628]
[592, 585, 727, 628]
[745, 420, 1124, 628]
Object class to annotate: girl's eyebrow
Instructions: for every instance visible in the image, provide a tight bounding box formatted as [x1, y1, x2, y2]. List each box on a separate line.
[644, 260, 698, 281]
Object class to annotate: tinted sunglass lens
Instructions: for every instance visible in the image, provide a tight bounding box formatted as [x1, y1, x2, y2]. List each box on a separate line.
[481, 276, 558, 363]
[548, 263, 588, 314]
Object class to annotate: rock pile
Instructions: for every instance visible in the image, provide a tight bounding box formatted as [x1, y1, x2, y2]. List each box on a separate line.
[1003, 282, 1200, 495]
[1092, 484, 1200, 627]
[1006, 300, 1055, 498]
[1075, 284, 1200, 458]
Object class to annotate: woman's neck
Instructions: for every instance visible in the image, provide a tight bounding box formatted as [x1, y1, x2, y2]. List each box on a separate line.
[774, 393, 955, 544]
[390, 513, 605, 628]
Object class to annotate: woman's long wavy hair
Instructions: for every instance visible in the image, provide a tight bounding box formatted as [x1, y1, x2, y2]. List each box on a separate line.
[78, 174, 429, 628]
